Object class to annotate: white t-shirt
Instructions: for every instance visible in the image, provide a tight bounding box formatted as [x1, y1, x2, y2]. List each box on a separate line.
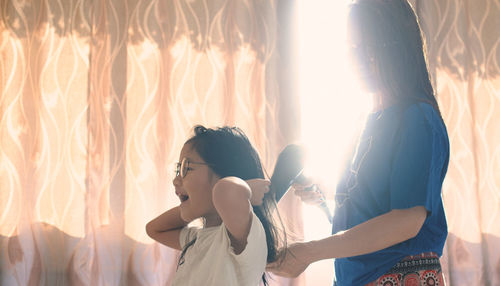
[171, 212, 268, 286]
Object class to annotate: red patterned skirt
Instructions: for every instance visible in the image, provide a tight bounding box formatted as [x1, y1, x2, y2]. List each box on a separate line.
[365, 252, 445, 286]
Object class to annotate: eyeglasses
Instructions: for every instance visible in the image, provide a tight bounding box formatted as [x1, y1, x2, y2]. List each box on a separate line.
[175, 157, 212, 178]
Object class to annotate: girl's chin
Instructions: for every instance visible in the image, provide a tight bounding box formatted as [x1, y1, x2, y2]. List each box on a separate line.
[180, 208, 203, 223]
[180, 213, 196, 223]
[179, 207, 193, 222]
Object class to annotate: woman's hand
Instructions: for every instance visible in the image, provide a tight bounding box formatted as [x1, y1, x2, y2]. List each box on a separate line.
[266, 242, 312, 278]
[293, 183, 325, 206]
[246, 178, 270, 205]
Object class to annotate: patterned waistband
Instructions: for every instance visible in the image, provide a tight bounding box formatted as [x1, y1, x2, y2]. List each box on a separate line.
[363, 252, 444, 286]
[387, 252, 441, 274]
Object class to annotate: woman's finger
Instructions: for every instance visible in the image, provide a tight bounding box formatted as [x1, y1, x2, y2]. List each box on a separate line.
[294, 188, 324, 206]
[294, 188, 322, 199]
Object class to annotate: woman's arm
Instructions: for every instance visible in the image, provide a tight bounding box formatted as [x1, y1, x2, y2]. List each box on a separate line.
[145, 206, 188, 250]
[212, 177, 253, 254]
[267, 205, 427, 277]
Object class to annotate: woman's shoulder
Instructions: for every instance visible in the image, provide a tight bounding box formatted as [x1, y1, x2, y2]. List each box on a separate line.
[399, 102, 449, 146]
[401, 102, 445, 129]
[402, 101, 435, 117]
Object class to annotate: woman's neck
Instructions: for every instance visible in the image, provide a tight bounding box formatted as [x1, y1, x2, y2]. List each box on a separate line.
[371, 92, 397, 112]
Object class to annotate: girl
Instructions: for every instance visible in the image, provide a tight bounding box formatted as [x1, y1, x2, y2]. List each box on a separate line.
[146, 125, 282, 286]
[268, 0, 450, 285]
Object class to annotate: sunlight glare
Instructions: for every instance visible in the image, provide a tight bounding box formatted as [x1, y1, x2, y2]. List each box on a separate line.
[298, 0, 370, 198]
[297, 0, 371, 284]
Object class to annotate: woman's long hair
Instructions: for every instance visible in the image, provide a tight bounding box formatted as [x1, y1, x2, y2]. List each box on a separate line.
[185, 125, 284, 285]
[348, 0, 442, 116]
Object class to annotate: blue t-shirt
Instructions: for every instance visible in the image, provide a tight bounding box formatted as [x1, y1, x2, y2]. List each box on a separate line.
[332, 102, 450, 285]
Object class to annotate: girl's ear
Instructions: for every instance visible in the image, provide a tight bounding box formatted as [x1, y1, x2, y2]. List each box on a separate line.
[208, 170, 221, 187]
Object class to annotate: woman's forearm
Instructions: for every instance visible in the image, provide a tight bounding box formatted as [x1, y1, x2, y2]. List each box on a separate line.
[305, 206, 427, 263]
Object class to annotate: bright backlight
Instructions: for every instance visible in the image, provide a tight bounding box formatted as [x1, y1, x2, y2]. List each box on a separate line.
[297, 1, 371, 284]
[298, 0, 370, 193]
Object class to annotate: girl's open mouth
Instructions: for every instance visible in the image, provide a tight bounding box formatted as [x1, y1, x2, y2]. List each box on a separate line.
[180, 194, 189, 202]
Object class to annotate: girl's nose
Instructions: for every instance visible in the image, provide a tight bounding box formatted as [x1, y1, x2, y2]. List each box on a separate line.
[173, 174, 182, 188]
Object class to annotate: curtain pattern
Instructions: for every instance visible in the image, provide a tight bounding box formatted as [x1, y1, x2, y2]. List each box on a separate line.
[415, 0, 500, 285]
[0, 1, 301, 285]
[1, 0, 499, 285]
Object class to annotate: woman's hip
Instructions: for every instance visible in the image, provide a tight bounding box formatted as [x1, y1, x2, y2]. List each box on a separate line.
[365, 252, 445, 286]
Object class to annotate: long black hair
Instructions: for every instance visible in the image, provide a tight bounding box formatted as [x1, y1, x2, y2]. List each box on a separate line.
[185, 125, 284, 285]
[348, 0, 442, 117]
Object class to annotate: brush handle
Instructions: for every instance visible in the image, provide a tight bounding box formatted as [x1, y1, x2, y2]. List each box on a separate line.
[304, 184, 333, 224]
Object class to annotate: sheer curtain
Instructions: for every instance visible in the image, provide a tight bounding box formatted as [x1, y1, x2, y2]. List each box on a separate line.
[0, 0, 302, 285]
[1, 0, 499, 286]
[414, 0, 500, 285]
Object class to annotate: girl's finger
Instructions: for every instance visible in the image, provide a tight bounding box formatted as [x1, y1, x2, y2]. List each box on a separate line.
[264, 184, 270, 193]
[266, 262, 276, 271]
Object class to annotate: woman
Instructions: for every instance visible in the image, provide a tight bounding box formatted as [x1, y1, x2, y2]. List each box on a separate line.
[146, 125, 283, 286]
[267, 0, 450, 285]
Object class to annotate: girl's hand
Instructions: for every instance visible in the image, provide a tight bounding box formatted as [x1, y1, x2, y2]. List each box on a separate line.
[246, 179, 270, 205]
[266, 242, 312, 278]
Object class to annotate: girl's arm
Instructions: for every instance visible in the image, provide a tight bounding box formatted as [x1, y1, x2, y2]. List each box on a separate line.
[267, 205, 427, 277]
[212, 177, 253, 254]
[145, 206, 188, 250]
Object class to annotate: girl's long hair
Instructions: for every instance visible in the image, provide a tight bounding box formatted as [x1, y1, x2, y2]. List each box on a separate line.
[186, 125, 284, 285]
[349, 0, 442, 117]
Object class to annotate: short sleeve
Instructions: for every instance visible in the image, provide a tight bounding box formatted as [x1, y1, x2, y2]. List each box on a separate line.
[217, 211, 268, 286]
[179, 226, 199, 248]
[228, 212, 267, 261]
[390, 105, 436, 213]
